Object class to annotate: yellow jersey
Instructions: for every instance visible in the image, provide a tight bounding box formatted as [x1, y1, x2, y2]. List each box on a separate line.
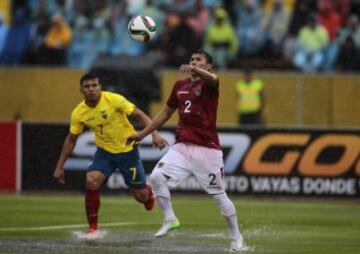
[70, 91, 136, 153]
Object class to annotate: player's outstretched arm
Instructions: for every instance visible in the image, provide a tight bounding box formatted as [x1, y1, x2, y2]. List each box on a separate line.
[130, 107, 168, 149]
[127, 105, 175, 144]
[53, 133, 78, 184]
[179, 64, 218, 87]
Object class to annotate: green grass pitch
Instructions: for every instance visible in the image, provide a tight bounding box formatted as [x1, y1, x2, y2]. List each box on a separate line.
[0, 193, 359, 253]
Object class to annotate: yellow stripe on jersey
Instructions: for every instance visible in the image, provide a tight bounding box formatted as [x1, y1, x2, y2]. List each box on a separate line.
[70, 91, 136, 153]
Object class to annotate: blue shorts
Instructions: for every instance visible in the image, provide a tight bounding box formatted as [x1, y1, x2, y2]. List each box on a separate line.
[88, 147, 146, 189]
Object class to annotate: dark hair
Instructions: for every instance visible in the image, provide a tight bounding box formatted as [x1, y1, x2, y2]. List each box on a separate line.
[192, 49, 213, 64]
[80, 73, 98, 86]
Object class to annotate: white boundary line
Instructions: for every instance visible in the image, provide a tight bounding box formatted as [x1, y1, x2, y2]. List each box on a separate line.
[0, 222, 138, 232]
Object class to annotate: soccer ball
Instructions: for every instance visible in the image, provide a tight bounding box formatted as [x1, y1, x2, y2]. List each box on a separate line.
[128, 15, 156, 43]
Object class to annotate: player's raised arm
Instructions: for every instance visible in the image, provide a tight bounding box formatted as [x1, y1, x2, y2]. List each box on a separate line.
[53, 133, 78, 184]
[127, 105, 175, 144]
[130, 107, 168, 149]
[179, 64, 218, 87]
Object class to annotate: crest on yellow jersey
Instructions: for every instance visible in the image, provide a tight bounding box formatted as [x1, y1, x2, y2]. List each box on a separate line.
[100, 110, 107, 120]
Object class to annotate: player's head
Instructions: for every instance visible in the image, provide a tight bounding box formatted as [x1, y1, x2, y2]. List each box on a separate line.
[190, 49, 213, 72]
[79, 73, 102, 104]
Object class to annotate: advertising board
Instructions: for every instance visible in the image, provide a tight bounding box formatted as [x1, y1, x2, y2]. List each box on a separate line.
[21, 123, 360, 196]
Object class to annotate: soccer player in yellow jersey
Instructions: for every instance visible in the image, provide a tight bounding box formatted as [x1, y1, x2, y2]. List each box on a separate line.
[53, 73, 167, 239]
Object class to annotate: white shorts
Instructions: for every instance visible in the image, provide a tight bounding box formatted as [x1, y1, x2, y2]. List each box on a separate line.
[152, 143, 225, 195]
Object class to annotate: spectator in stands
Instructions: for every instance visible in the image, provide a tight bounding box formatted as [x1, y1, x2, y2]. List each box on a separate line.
[92, 18, 111, 53]
[67, 16, 93, 68]
[164, 14, 197, 66]
[144, 0, 165, 35]
[29, 0, 75, 24]
[0, 13, 9, 56]
[143, 0, 166, 54]
[329, 0, 350, 27]
[72, 17, 110, 68]
[318, 0, 341, 71]
[235, 67, 264, 125]
[337, 36, 360, 72]
[337, 15, 360, 50]
[293, 14, 329, 72]
[236, 0, 264, 56]
[186, 0, 209, 45]
[28, 3, 51, 65]
[260, 0, 292, 57]
[94, 0, 113, 22]
[337, 15, 360, 71]
[156, 0, 196, 59]
[283, 0, 316, 61]
[204, 7, 238, 69]
[110, 3, 144, 56]
[43, 13, 72, 65]
[287, 0, 317, 36]
[0, 8, 31, 65]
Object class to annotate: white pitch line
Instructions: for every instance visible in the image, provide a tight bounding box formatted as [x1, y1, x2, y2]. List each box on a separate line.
[0, 222, 138, 232]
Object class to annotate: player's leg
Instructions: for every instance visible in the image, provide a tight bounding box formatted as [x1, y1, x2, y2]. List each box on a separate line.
[116, 147, 154, 210]
[130, 186, 148, 202]
[130, 184, 154, 211]
[150, 144, 191, 236]
[85, 171, 106, 232]
[85, 148, 115, 234]
[189, 145, 244, 251]
[212, 193, 244, 252]
[150, 168, 182, 237]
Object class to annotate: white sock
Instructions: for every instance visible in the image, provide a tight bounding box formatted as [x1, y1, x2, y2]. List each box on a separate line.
[225, 214, 242, 240]
[213, 193, 242, 240]
[156, 196, 176, 222]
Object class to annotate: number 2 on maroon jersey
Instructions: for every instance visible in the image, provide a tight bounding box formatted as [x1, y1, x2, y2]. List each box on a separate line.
[184, 100, 191, 113]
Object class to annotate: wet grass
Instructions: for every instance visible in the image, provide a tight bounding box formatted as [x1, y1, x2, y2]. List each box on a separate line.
[0, 194, 359, 253]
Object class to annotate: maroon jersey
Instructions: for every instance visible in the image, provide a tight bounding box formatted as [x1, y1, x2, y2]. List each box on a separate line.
[166, 78, 220, 149]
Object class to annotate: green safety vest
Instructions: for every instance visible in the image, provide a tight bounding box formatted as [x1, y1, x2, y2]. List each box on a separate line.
[236, 79, 263, 113]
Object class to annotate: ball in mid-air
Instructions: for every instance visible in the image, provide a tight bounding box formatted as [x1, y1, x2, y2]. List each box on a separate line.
[128, 15, 156, 43]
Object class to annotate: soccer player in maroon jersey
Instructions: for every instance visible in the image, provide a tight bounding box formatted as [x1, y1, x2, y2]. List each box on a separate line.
[127, 50, 245, 251]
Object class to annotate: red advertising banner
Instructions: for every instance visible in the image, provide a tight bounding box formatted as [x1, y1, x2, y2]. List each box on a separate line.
[0, 121, 17, 191]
